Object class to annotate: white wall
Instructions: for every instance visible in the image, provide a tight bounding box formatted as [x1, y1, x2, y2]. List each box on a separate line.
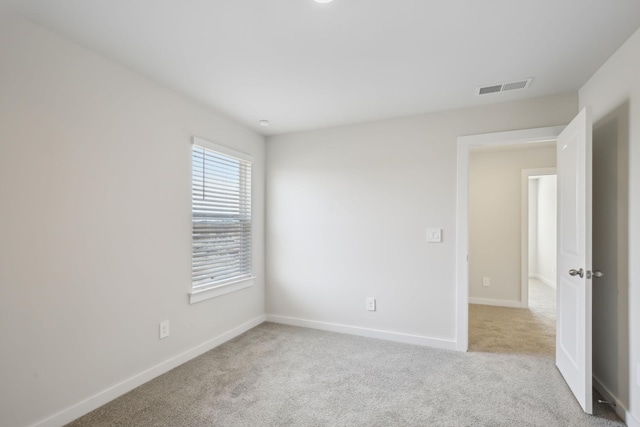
[579, 26, 640, 426]
[0, 15, 265, 427]
[534, 175, 557, 287]
[468, 146, 556, 305]
[266, 93, 577, 346]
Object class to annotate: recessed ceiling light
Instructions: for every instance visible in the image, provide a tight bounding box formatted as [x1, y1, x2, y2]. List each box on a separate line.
[259, 120, 270, 127]
[314, 0, 334, 3]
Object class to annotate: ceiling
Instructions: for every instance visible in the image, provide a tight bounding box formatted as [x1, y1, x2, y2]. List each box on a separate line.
[6, 0, 640, 135]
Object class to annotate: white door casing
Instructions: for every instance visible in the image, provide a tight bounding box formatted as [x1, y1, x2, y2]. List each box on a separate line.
[555, 107, 593, 414]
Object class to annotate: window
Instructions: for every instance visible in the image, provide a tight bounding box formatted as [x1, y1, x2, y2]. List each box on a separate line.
[190, 137, 253, 303]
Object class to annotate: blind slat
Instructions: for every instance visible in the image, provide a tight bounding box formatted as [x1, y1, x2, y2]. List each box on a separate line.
[192, 245, 252, 258]
[192, 262, 250, 278]
[192, 256, 252, 271]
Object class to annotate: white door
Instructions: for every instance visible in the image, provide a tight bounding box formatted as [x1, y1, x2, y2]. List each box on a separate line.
[556, 107, 593, 413]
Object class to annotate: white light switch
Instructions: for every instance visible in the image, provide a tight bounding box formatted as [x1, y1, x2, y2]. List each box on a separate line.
[426, 228, 442, 243]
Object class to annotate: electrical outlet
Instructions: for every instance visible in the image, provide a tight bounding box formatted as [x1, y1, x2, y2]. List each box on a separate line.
[366, 298, 376, 311]
[482, 277, 490, 287]
[159, 320, 170, 339]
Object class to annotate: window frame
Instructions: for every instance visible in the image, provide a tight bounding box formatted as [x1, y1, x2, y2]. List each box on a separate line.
[189, 137, 254, 304]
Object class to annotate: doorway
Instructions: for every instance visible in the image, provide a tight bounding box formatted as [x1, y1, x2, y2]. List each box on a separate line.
[465, 146, 557, 354]
[523, 169, 557, 312]
[455, 126, 564, 351]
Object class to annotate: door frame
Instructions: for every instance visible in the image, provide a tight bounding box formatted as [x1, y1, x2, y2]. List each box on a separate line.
[455, 126, 564, 351]
[521, 167, 557, 309]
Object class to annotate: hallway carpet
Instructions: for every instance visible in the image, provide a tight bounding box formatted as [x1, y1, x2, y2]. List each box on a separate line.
[469, 278, 556, 355]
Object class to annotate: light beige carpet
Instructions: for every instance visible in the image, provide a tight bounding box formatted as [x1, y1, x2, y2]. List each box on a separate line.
[469, 278, 556, 355]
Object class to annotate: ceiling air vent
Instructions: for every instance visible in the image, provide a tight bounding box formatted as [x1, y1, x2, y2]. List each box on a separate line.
[476, 78, 533, 96]
[478, 84, 502, 95]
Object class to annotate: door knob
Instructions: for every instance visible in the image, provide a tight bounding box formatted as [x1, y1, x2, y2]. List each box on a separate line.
[589, 270, 604, 279]
[569, 268, 584, 278]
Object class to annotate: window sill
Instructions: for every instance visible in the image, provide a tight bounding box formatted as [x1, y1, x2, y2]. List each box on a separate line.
[189, 277, 255, 304]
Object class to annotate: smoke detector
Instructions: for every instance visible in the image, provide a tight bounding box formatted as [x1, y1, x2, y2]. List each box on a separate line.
[476, 78, 533, 96]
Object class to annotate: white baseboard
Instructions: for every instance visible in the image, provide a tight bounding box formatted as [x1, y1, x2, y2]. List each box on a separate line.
[468, 297, 523, 308]
[265, 314, 457, 351]
[628, 413, 640, 427]
[593, 374, 639, 427]
[31, 315, 266, 427]
[531, 274, 556, 289]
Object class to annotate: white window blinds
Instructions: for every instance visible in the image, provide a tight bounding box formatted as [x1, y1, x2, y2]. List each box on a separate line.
[191, 140, 252, 289]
